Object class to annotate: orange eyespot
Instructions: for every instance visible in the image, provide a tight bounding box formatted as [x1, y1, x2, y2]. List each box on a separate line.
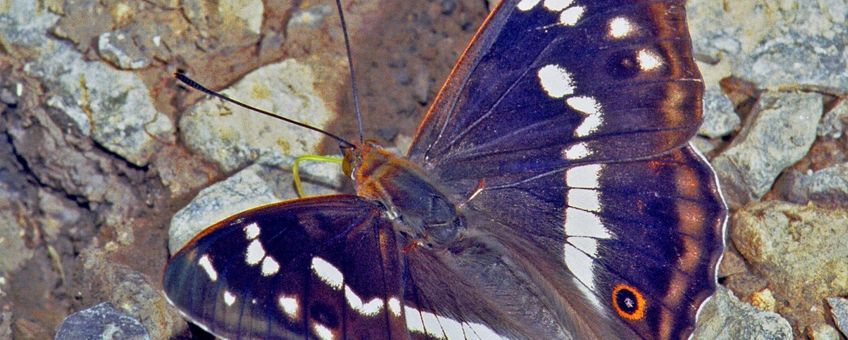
[612, 283, 647, 321]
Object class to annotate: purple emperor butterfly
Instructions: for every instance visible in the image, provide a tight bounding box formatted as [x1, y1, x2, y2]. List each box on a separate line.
[164, 0, 726, 339]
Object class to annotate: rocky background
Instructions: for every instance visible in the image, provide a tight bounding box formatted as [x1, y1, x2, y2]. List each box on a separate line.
[0, 0, 845, 339]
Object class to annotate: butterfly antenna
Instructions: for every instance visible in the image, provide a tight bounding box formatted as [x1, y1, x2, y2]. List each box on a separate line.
[334, 0, 365, 143]
[175, 72, 355, 148]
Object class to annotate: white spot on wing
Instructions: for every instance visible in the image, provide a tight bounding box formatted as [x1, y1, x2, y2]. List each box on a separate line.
[404, 306, 426, 333]
[609, 17, 634, 39]
[564, 244, 597, 290]
[567, 188, 601, 212]
[575, 114, 603, 137]
[566, 96, 601, 115]
[559, 6, 585, 26]
[197, 255, 218, 282]
[311, 257, 344, 290]
[544, 0, 573, 11]
[244, 222, 260, 239]
[278, 295, 299, 319]
[223, 290, 236, 306]
[245, 239, 265, 265]
[261, 256, 280, 276]
[313, 322, 335, 340]
[538, 64, 575, 98]
[388, 297, 402, 316]
[464, 322, 504, 340]
[569, 236, 600, 257]
[563, 142, 592, 160]
[516, 0, 542, 11]
[345, 285, 384, 316]
[564, 207, 611, 239]
[566, 164, 602, 188]
[638, 49, 663, 71]
[436, 315, 465, 340]
[421, 311, 447, 339]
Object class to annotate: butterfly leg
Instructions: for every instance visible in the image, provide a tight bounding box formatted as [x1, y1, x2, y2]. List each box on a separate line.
[292, 154, 343, 197]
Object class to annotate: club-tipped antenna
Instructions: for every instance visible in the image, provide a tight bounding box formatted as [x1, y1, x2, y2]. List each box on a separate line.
[175, 72, 355, 149]
[334, 0, 365, 143]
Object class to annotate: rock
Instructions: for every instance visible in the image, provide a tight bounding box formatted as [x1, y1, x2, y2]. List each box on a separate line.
[0, 198, 34, 273]
[168, 154, 342, 253]
[778, 163, 848, 207]
[733, 201, 848, 329]
[806, 323, 841, 340]
[0, 311, 11, 339]
[818, 98, 847, 139]
[711, 91, 823, 207]
[97, 29, 152, 69]
[688, 0, 848, 90]
[54, 302, 150, 340]
[28, 44, 175, 166]
[699, 84, 740, 138]
[182, 0, 263, 36]
[179, 59, 338, 172]
[692, 286, 793, 340]
[81, 249, 183, 340]
[828, 297, 848, 337]
[751, 289, 777, 313]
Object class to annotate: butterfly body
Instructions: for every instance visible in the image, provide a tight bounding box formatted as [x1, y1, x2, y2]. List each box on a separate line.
[165, 1, 726, 339]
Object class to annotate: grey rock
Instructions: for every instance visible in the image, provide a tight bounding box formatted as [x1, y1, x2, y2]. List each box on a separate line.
[181, 0, 264, 35]
[168, 154, 342, 253]
[179, 59, 337, 172]
[778, 162, 848, 207]
[289, 4, 333, 29]
[2, 0, 175, 166]
[97, 30, 152, 69]
[807, 323, 841, 340]
[54, 302, 150, 340]
[740, 29, 847, 90]
[688, 0, 848, 90]
[28, 44, 175, 166]
[818, 99, 848, 139]
[0, 198, 34, 273]
[828, 297, 848, 337]
[700, 85, 740, 138]
[692, 286, 793, 340]
[81, 249, 183, 340]
[732, 202, 848, 305]
[0, 311, 10, 339]
[0, 0, 60, 50]
[711, 91, 823, 207]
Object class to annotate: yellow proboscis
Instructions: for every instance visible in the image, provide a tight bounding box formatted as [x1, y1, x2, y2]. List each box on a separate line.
[292, 155, 343, 198]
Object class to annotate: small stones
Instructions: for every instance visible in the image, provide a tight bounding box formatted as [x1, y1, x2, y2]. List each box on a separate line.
[692, 286, 793, 340]
[54, 302, 150, 340]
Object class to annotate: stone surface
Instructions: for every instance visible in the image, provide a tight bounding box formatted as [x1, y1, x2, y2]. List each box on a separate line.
[168, 155, 342, 253]
[688, 0, 848, 90]
[807, 323, 841, 340]
[692, 286, 793, 340]
[97, 29, 153, 69]
[778, 163, 848, 207]
[818, 98, 848, 139]
[828, 297, 848, 337]
[733, 201, 848, 329]
[711, 91, 823, 207]
[54, 302, 150, 340]
[3, 1, 174, 167]
[179, 59, 338, 172]
[699, 82, 740, 138]
[0, 198, 34, 273]
[81, 249, 182, 340]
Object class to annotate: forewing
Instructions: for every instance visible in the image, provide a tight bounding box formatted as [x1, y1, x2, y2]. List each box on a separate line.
[408, 0, 703, 188]
[163, 195, 408, 339]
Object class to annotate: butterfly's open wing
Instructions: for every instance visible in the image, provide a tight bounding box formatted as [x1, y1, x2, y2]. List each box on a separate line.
[409, 0, 704, 181]
[164, 194, 533, 339]
[164, 196, 411, 339]
[405, 1, 725, 339]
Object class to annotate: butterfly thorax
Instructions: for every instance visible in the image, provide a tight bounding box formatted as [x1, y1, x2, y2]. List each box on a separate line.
[343, 142, 465, 248]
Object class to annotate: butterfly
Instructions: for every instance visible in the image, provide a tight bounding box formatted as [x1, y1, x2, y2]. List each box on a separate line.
[164, 0, 726, 339]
